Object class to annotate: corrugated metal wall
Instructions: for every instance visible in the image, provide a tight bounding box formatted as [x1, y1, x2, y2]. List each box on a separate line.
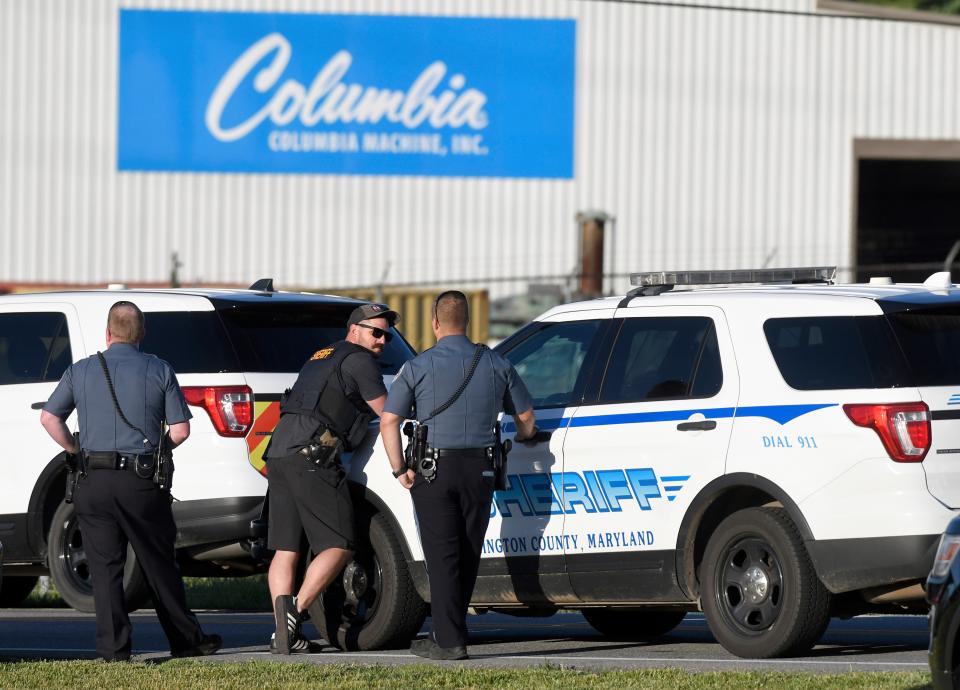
[1, 0, 958, 298]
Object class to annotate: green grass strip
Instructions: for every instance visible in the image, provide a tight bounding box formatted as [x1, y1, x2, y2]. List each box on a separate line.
[0, 662, 933, 690]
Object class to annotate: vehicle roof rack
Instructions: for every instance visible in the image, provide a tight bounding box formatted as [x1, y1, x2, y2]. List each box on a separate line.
[618, 266, 837, 307]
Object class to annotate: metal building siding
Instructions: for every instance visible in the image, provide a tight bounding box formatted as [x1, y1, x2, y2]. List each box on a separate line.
[0, 0, 958, 296]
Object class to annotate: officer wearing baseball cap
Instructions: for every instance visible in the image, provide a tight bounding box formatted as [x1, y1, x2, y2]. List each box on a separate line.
[264, 302, 399, 653]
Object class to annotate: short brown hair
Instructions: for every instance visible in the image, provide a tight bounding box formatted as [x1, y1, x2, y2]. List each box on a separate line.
[433, 290, 469, 330]
[107, 301, 145, 343]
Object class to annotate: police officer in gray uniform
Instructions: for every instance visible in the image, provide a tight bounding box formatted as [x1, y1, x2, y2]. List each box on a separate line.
[381, 290, 537, 660]
[39, 301, 220, 661]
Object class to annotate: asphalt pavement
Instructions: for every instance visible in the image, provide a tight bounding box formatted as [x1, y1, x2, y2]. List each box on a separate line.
[0, 609, 930, 674]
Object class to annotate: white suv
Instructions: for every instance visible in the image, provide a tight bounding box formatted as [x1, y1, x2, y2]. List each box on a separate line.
[0, 285, 414, 612]
[307, 267, 960, 659]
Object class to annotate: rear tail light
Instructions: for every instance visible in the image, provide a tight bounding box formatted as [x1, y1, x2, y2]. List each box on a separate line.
[931, 534, 960, 582]
[182, 385, 253, 438]
[843, 402, 931, 462]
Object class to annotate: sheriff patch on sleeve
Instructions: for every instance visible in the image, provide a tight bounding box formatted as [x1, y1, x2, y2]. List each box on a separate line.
[311, 347, 334, 361]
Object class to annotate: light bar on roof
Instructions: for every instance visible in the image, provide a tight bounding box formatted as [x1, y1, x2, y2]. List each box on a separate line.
[629, 267, 837, 288]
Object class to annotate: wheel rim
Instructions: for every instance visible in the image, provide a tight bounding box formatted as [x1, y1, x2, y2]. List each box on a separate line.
[714, 536, 784, 634]
[59, 515, 93, 596]
[339, 548, 384, 625]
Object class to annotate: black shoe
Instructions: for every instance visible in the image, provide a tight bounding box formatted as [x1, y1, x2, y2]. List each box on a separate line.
[429, 644, 468, 661]
[171, 634, 222, 658]
[270, 633, 324, 654]
[410, 638, 434, 658]
[273, 595, 299, 655]
[410, 637, 468, 661]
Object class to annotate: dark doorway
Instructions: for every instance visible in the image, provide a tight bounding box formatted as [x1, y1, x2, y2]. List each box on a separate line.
[856, 157, 960, 283]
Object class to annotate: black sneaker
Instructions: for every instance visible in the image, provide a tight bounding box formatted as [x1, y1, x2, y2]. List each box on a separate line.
[171, 634, 222, 658]
[273, 595, 299, 655]
[270, 633, 324, 654]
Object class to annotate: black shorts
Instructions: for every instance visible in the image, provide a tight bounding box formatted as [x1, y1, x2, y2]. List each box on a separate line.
[266, 453, 355, 553]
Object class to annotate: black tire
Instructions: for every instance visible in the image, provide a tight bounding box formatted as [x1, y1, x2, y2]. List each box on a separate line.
[582, 608, 687, 641]
[701, 507, 831, 658]
[47, 500, 152, 613]
[0, 576, 40, 606]
[310, 512, 426, 650]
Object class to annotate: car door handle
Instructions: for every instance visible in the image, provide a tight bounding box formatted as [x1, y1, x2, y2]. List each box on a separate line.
[513, 429, 552, 445]
[677, 420, 717, 432]
[31, 402, 46, 410]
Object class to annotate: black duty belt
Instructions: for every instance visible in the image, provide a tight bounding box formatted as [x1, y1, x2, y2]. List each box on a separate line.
[83, 451, 156, 471]
[426, 446, 493, 460]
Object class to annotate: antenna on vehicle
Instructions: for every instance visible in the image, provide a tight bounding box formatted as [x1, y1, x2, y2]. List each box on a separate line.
[248, 278, 275, 292]
[923, 271, 953, 291]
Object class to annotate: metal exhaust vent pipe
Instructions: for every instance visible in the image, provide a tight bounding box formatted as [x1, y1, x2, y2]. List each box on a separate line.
[575, 210, 614, 299]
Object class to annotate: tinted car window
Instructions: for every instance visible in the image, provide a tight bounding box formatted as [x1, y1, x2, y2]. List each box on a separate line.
[141, 312, 241, 374]
[599, 317, 721, 403]
[215, 302, 414, 374]
[886, 306, 960, 386]
[500, 320, 603, 408]
[764, 316, 909, 390]
[0, 312, 72, 385]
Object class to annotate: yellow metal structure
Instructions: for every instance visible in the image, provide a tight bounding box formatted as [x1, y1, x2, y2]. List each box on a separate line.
[307, 288, 489, 354]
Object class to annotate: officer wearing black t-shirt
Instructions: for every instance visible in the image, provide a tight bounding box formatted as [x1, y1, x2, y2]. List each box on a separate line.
[264, 303, 398, 654]
[40, 301, 220, 662]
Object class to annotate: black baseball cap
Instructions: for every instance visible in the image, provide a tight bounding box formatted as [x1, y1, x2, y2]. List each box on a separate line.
[347, 303, 400, 328]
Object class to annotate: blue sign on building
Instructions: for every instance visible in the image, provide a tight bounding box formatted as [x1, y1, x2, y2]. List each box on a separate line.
[118, 10, 576, 178]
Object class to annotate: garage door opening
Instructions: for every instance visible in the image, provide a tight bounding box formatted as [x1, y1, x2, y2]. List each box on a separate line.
[855, 141, 960, 284]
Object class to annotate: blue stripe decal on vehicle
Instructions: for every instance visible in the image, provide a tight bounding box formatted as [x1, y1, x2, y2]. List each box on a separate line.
[568, 408, 736, 428]
[735, 404, 837, 425]
[501, 403, 836, 433]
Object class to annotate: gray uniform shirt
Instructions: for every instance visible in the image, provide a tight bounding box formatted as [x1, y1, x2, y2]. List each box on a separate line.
[43, 342, 192, 454]
[384, 334, 533, 449]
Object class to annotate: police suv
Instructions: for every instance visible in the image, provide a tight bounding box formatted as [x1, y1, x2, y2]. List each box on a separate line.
[311, 267, 960, 659]
[0, 285, 413, 613]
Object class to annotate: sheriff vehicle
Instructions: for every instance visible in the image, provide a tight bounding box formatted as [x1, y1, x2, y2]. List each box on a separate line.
[7, 271, 958, 660]
[312, 267, 960, 659]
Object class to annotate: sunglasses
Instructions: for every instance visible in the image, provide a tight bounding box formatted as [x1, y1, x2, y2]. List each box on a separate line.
[355, 322, 393, 342]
